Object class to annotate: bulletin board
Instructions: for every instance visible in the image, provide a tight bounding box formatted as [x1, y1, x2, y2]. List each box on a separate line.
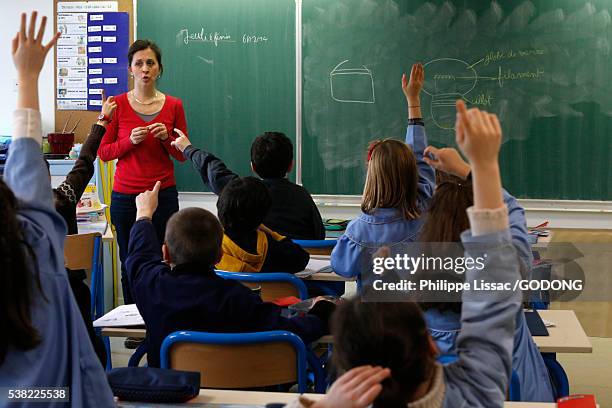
[54, 0, 134, 142]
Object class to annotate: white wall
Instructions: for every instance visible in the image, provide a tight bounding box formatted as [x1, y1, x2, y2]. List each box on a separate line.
[0, 1, 55, 137]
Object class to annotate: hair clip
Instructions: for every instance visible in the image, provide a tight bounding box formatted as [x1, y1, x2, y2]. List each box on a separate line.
[366, 140, 382, 162]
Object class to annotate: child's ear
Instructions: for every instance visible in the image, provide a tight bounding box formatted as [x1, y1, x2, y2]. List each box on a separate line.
[427, 334, 439, 357]
[250, 161, 256, 173]
[162, 243, 172, 264]
[287, 159, 294, 173]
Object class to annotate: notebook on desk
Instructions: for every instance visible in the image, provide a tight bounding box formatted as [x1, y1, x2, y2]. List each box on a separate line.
[93, 304, 144, 327]
[295, 259, 334, 278]
[525, 310, 549, 336]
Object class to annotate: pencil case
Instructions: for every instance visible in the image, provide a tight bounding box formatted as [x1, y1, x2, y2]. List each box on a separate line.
[108, 367, 200, 403]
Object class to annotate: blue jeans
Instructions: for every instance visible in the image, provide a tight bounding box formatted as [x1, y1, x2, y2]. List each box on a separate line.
[110, 186, 179, 304]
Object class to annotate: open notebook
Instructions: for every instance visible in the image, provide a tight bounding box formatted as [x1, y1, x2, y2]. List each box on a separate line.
[93, 304, 144, 328]
[294, 258, 334, 278]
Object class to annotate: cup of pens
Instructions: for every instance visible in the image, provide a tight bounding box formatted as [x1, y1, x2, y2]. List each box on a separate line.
[49, 115, 81, 155]
[47, 132, 75, 155]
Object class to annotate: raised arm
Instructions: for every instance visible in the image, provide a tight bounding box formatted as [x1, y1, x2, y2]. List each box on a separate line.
[421, 146, 533, 275]
[125, 181, 164, 285]
[445, 100, 521, 405]
[172, 129, 239, 194]
[57, 92, 116, 203]
[402, 64, 435, 203]
[6, 12, 61, 218]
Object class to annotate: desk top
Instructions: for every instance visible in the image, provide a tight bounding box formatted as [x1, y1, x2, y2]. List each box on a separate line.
[535, 309, 592, 353]
[101, 309, 592, 354]
[78, 220, 114, 242]
[188, 389, 558, 407]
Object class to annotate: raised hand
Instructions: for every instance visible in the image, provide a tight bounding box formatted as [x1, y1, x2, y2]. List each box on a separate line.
[455, 100, 502, 169]
[402, 63, 424, 103]
[455, 100, 503, 210]
[423, 146, 471, 179]
[100, 89, 117, 120]
[13, 11, 60, 110]
[12, 12, 60, 79]
[135, 181, 161, 220]
[170, 128, 192, 152]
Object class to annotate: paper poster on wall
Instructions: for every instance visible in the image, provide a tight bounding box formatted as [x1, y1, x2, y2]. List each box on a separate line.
[57, 12, 88, 110]
[56, 10, 128, 111]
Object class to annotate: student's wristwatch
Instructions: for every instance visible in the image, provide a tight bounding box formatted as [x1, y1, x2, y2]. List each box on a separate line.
[97, 113, 111, 123]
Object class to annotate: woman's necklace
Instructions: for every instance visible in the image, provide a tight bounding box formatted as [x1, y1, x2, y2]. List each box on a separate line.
[131, 90, 159, 105]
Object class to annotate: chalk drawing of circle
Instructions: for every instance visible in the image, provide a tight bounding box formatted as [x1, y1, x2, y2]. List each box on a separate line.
[423, 58, 478, 130]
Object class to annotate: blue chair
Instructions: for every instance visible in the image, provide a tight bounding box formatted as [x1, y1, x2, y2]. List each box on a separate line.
[64, 232, 111, 370]
[542, 353, 570, 399]
[293, 239, 337, 255]
[215, 270, 309, 301]
[160, 330, 309, 393]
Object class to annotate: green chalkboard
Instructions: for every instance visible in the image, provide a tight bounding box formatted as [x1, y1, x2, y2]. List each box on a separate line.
[137, 0, 296, 192]
[302, 0, 612, 199]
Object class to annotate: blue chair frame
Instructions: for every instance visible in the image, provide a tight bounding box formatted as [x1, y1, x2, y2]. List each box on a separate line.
[293, 239, 337, 250]
[215, 270, 309, 300]
[89, 234, 113, 371]
[160, 330, 309, 393]
[542, 353, 570, 399]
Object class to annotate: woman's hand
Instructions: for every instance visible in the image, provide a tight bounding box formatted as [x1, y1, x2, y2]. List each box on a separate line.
[100, 89, 117, 119]
[130, 127, 148, 145]
[170, 128, 192, 152]
[149, 122, 168, 141]
[423, 146, 471, 179]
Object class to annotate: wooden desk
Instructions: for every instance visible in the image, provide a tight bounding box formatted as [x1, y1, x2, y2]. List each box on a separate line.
[534, 309, 592, 353]
[184, 389, 558, 407]
[102, 310, 592, 354]
[532, 232, 553, 250]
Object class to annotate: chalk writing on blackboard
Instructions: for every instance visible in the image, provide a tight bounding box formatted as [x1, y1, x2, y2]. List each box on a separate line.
[329, 60, 375, 104]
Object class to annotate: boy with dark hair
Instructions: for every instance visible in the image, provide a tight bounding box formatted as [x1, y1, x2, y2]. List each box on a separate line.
[126, 181, 333, 368]
[172, 130, 325, 240]
[215, 176, 310, 273]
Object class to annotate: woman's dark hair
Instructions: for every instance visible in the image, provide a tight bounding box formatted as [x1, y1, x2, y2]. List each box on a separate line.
[331, 298, 435, 407]
[419, 171, 473, 313]
[217, 177, 271, 234]
[0, 179, 42, 364]
[128, 39, 163, 78]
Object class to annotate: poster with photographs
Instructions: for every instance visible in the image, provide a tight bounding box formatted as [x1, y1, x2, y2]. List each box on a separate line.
[56, 2, 127, 111]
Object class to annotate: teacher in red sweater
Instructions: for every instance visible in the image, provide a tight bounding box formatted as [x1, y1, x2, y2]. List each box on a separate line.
[99, 39, 186, 305]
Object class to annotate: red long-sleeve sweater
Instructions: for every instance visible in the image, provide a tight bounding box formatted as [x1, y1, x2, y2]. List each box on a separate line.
[98, 92, 187, 194]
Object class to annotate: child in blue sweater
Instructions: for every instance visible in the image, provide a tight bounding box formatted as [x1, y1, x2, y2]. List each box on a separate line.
[0, 12, 113, 406]
[331, 64, 435, 289]
[290, 101, 522, 408]
[419, 146, 554, 402]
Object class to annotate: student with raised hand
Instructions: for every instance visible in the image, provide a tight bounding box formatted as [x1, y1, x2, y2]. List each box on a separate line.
[0, 12, 114, 406]
[51, 90, 117, 366]
[214, 176, 310, 273]
[289, 101, 522, 408]
[419, 146, 553, 401]
[330, 63, 435, 289]
[171, 130, 326, 240]
[125, 182, 334, 367]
